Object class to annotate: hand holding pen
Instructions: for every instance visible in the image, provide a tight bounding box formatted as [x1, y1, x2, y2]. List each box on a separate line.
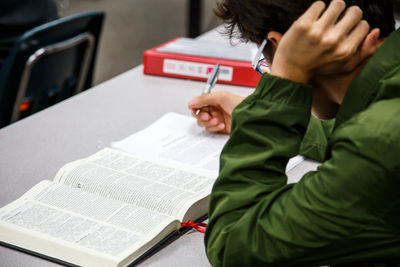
[195, 64, 220, 115]
[188, 64, 245, 134]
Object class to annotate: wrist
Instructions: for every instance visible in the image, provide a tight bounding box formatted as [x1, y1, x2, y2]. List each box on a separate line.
[270, 61, 312, 84]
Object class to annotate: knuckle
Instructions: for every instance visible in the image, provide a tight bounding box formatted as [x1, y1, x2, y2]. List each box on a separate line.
[308, 29, 323, 43]
[294, 19, 311, 32]
[337, 46, 355, 59]
[322, 36, 337, 48]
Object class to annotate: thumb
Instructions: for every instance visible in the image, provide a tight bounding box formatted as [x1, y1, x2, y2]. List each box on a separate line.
[359, 28, 381, 60]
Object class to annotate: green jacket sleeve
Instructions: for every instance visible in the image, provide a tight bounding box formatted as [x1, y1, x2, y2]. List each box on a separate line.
[300, 115, 334, 161]
[205, 74, 400, 266]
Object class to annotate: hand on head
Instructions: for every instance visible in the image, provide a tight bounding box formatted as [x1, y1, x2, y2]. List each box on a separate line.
[188, 91, 244, 134]
[188, 0, 384, 134]
[271, 0, 381, 83]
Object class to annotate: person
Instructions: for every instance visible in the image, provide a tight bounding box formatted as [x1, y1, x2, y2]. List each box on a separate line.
[0, 0, 58, 71]
[188, 0, 400, 266]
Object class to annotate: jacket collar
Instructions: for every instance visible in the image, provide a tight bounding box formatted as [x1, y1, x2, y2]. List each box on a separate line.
[334, 29, 400, 129]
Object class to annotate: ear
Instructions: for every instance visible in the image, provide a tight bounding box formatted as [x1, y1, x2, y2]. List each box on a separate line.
[267, 31, 283, 48]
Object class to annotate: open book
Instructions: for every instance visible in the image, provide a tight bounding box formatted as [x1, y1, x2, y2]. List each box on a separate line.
[0, 112, 304, 267]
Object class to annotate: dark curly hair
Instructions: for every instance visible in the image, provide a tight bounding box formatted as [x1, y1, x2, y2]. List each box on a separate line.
[215, 0, 396, 46]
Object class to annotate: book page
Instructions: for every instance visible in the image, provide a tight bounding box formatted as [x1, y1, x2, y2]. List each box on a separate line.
[111, 112, 304, 176]
[112, 112, 227, 177]
[54, 148, 214, 221]
[0, 180, 179, 266]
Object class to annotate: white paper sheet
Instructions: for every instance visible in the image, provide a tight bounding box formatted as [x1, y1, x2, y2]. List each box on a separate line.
[112, 112, 304, 179]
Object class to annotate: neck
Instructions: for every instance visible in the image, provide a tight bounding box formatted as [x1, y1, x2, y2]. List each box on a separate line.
[310, 58, 373, 120]
[309, 38, 386, 120]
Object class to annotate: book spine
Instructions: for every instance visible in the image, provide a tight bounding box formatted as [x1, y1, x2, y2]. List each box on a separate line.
[143, 48, 260, 88]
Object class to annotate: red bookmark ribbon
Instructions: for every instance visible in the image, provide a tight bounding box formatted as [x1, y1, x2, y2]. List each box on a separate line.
[180, 220, 207, 233]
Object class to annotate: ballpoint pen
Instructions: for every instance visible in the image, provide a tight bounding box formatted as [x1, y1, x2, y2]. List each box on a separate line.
[195, 64, 220, 115]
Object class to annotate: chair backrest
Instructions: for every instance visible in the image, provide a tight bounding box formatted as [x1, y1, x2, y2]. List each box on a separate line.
[0, 10, 104, 128]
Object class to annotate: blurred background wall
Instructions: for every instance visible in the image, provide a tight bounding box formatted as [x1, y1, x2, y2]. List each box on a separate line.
[58, 0, 220, 85]
[58, 0, 399, 86]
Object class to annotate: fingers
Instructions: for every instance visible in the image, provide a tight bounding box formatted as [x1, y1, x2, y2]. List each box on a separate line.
[332, 17, 369, 63]
[188, 91, 241, 134]
[205, 124, 226, 132]
[192, 109, 211, 121]
[319, 1, 369, 62]
[195, 110, 225, 132]
[316, 1, 364, 38]
[207, 109, 227, 132]
[335, 5, 362, 31]
[301, 1, 326, 22]
[188, 92, 220, 109]
[344, 19, 370, 50]
[188, 91, 244, 114]
[318, 0, 346, 27]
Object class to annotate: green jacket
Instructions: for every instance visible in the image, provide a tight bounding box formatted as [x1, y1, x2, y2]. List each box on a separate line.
[205, 29, 400, 266]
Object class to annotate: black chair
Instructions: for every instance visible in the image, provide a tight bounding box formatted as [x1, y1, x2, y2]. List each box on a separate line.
[0, 10, 105, 128]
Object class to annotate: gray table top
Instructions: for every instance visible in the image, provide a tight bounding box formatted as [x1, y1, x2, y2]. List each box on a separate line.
[0, 64, 256, 266]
